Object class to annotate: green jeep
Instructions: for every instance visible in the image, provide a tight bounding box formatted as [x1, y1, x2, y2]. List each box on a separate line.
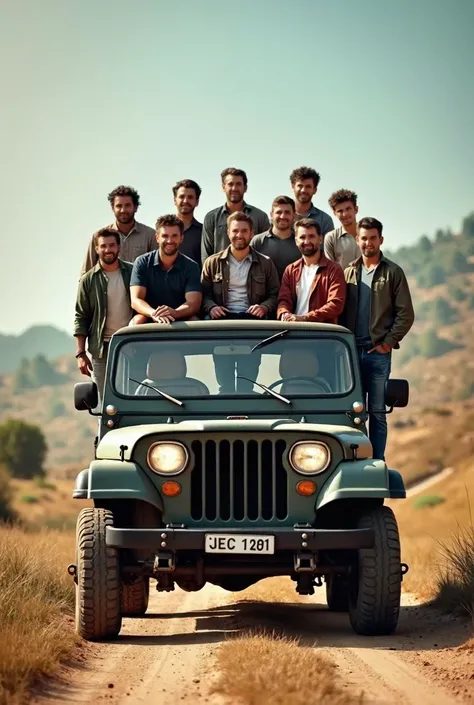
[71, 320, 409, 641]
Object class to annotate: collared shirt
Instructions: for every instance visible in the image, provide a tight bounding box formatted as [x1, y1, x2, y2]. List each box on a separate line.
[180, 217, 203, 265]
[295, 204, 334, 237]
[324, 226, 361, 271]
[250, 228, 301, 280]
[130, 250, 202, 310]
[201, 202, 270, 263]
[81, 220, 157, 276]
[227, 252, 253, 312]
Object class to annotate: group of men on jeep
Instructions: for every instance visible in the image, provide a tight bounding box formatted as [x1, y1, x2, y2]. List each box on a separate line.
[73, 166, 415, 461]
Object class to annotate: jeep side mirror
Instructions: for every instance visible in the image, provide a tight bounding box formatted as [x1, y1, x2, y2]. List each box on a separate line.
[74, 381, 98, 411]
[385, 379, 409, 409]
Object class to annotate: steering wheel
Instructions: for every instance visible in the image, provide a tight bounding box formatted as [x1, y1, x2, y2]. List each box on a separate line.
[268, 376, 332, 394]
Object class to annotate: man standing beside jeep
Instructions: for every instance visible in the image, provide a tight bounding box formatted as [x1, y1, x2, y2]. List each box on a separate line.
[74, 229, 133, 402]
[339, 217, 415, 461]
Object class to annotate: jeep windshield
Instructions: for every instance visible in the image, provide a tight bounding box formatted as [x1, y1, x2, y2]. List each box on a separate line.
[112, 334, 353, 399]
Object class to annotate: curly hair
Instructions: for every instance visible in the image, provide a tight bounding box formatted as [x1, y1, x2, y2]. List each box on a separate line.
[328, 189, 358, 210]
[172, 179, 202, 200]
[271, 195, 295, 211]
[93, 228, 120, 247]
[289, 166, 320, 188]
[358, 217, 383, 236]
[221, 167, 248, 186]
[227, 211, 254, 230]
[294, 217, 322, 236]
[107, 185, 140, 208]
[155, 214, 184, 235]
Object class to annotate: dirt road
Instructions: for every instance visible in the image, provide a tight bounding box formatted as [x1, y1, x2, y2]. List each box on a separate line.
[32, 577, 473, 705]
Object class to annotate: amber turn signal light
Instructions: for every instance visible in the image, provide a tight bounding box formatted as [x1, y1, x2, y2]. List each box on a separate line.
[296, 480, 317, 496]
[161, 480, 182, 497]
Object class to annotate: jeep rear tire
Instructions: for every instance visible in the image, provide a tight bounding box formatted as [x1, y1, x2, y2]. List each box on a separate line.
[121, 577, 150, 616]
[326, 574, 349, 612]
[75, 508, 122, 641]
[348, 505, 401, 636]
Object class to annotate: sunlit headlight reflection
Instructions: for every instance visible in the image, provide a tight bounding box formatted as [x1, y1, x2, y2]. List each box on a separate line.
[147, 442, 188, 475]
[290, 442, 330, 474]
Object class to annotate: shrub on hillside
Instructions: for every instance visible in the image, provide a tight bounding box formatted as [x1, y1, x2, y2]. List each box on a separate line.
[413, 495, 446, 510]
[418, 329, 458, 358]
[451, 287, 467, 302]
[0, 465, 16, 522]
[430, 297, 458, 326]
[0, 419, 47, 479]
[416, 263, 446, 288]
[12, 355, 66, 394]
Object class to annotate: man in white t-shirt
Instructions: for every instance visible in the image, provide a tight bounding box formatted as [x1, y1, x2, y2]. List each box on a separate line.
[277, 218, 346, 323]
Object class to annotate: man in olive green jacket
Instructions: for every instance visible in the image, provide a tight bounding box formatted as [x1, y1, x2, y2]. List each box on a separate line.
[339, 217, 415, 461]
[74, 229, 133, 403]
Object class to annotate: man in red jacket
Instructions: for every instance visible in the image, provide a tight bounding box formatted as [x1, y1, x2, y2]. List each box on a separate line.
[277, 218, 346, 322]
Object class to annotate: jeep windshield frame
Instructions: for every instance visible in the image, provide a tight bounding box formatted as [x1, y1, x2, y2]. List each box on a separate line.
[105, 322, 359, 416]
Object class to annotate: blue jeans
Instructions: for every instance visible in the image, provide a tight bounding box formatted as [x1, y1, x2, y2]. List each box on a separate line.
[358, 347, 392, 461]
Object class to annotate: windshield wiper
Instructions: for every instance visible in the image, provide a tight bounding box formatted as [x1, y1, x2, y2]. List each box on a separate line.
[236, 376, 292, 405]
[251, 329, 289, 353]
[128, 377, 184, 407]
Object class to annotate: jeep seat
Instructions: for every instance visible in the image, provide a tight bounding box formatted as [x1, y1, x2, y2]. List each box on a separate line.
[279, 349, 332, 394]
[135, 350, 210, 397]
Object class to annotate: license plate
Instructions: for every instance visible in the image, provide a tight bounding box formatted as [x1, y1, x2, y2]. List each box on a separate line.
[204, 533, 275, 554]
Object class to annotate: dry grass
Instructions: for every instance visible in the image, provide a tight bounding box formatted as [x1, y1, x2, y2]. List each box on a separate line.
[10, 478, 90, 529]
[435, 518, 474, 616]
[212, 632, 364, 705]
[0, 525, 77, 705]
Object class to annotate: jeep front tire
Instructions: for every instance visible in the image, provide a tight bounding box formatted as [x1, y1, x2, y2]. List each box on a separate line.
[348, 505, 401, 636]
[75, 507, 122, 640]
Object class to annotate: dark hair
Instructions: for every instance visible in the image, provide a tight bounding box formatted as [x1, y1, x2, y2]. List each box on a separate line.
[221, 167, 248, 186]
[294, 217, 322, 236]
[357, 217, 383, 236]
[227, 211, 254, 231]
[290, 166, 321, 188]
[94, 228, 120, 247]
[328, 188, 358, 210]
[271, 195, 295, 211]
[107, 185, 140, 208]
[155, 214, 184, 235]
[172, 179, 202, 200]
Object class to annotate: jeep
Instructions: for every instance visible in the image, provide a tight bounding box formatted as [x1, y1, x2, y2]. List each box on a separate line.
[70, 320, 409, 641]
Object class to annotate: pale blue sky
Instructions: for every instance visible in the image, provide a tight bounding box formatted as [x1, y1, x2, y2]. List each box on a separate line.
[1, 0, 473, 335]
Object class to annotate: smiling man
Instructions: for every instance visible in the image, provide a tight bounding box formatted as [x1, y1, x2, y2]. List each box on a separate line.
[81, 185, 156, 275]
[251, 195, 300, 280]
[340, 217, 415, 461]
[324, 189, 361, 270]
[173, 179, 203, 265]
[201, 168, 269, 263]
[289, 166, 334, 237]
[74, 229, 133, 401]
[130, 214, 202, 325]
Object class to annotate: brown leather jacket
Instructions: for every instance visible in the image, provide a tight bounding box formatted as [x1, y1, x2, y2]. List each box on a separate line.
[277, 254, 346, 322]
[201, 246, 280, 316]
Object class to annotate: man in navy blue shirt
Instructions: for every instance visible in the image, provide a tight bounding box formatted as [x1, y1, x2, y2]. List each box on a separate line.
[130, 214, 202, 324]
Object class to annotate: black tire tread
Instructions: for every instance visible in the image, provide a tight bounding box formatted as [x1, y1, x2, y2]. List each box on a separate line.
[326, 574, 349, 612]
[75, 507, 122, 641]
[349, 505, 401, 636]
[121, 577, 150, 616]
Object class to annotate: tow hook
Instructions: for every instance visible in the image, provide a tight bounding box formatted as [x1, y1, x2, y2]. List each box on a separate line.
[401, 562, 409, 581]
[67, 563, 77, 584]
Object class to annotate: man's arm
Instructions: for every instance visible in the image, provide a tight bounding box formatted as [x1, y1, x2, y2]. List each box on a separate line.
[171, 262, 202, 319]
[323, 231, 337, 262]
[276, 267, 295, 319]
[80, 235, 98, 277]
[129, 257, 155, 317]
[201, 257, 220, 315]
[305, 265, 347, 322]
[73, 278, 94, 375]
[201, 211, 215, 265]
[383, 268, 415, 348]
[259, 259, 280, 315]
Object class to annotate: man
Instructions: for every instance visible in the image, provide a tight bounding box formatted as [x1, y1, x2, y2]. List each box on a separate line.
[289, 166, 334, 237]
[130, 214, 202, 324]
[74, 229, 133, 401]
[251, 195, 300, 280]
[173, 179, 203, 265]
[277, 218, 346, 323]
[201, 168, 269, 263]
[324, 189, 361, 270]
[81, 185, 156, 275]
[201, 211, 279, 394]
[339, 217, 415, 461]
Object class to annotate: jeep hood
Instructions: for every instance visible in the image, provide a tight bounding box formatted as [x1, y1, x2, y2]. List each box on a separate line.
[96, 419, 372, 461]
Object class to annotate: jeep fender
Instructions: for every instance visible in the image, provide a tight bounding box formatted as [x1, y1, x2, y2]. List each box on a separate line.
[73, 460, 164, 510]
[316, 460, 406, 509]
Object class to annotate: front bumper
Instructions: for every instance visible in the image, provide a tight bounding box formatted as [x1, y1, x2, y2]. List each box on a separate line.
[106, 526, 374, 551]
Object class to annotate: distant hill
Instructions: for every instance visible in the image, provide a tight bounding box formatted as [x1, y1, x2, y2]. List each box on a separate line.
[0, 325, 73, 374]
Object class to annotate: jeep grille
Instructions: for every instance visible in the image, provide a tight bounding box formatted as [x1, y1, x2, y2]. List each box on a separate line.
[190, 439, 288, 521]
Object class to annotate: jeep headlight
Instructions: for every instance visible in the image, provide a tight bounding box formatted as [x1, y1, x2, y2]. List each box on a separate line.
[289, 442, 330, 474]
[147, 442, 188, 475]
